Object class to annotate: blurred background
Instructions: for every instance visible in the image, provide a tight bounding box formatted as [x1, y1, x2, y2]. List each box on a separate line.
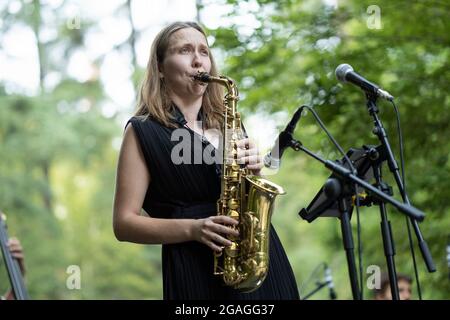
[0, 0, 449, 299]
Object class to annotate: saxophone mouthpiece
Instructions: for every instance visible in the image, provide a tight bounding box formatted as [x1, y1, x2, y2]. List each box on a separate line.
[193, 71, 211, 83]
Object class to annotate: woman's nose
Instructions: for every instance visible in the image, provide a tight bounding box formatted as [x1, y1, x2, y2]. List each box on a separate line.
[192, 52, 203, 68]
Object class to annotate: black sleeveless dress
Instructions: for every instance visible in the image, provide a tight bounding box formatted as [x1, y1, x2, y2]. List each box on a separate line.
[127, 110, 299, 300]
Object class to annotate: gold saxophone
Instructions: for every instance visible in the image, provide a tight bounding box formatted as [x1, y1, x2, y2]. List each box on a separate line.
[193, 72, 285, 292]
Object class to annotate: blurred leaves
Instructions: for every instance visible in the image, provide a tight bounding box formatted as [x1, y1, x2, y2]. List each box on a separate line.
[1, 0, 449, 299]
[210, 0, 450, 299]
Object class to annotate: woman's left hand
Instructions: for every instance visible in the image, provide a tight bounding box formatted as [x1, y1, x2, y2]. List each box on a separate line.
[236, 138, 263, 175]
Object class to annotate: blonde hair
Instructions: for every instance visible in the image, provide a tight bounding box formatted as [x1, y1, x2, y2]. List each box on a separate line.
[135, 21, 224, 129]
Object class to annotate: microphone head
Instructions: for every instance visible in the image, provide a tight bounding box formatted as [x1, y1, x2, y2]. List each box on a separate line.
[335, 63, 354, 83]
[263, 153, 281, 170]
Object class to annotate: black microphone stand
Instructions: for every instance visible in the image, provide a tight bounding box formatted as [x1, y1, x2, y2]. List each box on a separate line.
[366, 144, 400, 300]
[285, 138, 425, 220]
[324, 178, 361, 300]
[282, 135, 425, 299]
[299, 172, 361, 299]
[365, 93, 435, 274]
[364, 93, 436, 299]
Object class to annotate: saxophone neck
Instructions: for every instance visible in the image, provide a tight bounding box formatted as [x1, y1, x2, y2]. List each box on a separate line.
[193, 72, 238, 98]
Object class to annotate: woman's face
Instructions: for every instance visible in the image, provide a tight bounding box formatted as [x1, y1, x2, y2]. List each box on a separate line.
[160, 27, 212, 100]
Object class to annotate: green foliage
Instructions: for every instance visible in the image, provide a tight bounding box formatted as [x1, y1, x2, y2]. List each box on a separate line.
[1, 0, 448, 299]
[210, 0, 450, 299]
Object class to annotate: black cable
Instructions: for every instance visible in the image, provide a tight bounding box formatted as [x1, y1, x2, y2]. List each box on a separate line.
[300, 105, 363, 299]
[391, 100, 422, 300]
[300, 106, 356, 174]
[392, 101, 406, 194]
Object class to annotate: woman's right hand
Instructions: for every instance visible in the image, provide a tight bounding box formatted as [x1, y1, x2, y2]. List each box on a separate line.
[192, 215, 239, 253]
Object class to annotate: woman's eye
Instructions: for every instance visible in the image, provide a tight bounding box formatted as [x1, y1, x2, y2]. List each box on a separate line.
[180, 47, 190, 54]
[201, 50, 209, 56]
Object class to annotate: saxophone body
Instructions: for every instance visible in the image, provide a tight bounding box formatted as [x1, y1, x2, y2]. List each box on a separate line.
[193, 72, 285, 292]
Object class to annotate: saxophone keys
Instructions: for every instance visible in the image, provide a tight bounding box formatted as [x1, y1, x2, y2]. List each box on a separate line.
[227, 199, 239, 210]
[225, 242, 239, 257]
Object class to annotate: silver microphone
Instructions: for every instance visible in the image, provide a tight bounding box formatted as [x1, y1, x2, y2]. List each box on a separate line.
[335, 63, 394, 101]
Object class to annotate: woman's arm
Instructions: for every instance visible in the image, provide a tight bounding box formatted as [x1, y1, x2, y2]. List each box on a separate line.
[113, 125, 238, 251]
[113, 125, 194, 244]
